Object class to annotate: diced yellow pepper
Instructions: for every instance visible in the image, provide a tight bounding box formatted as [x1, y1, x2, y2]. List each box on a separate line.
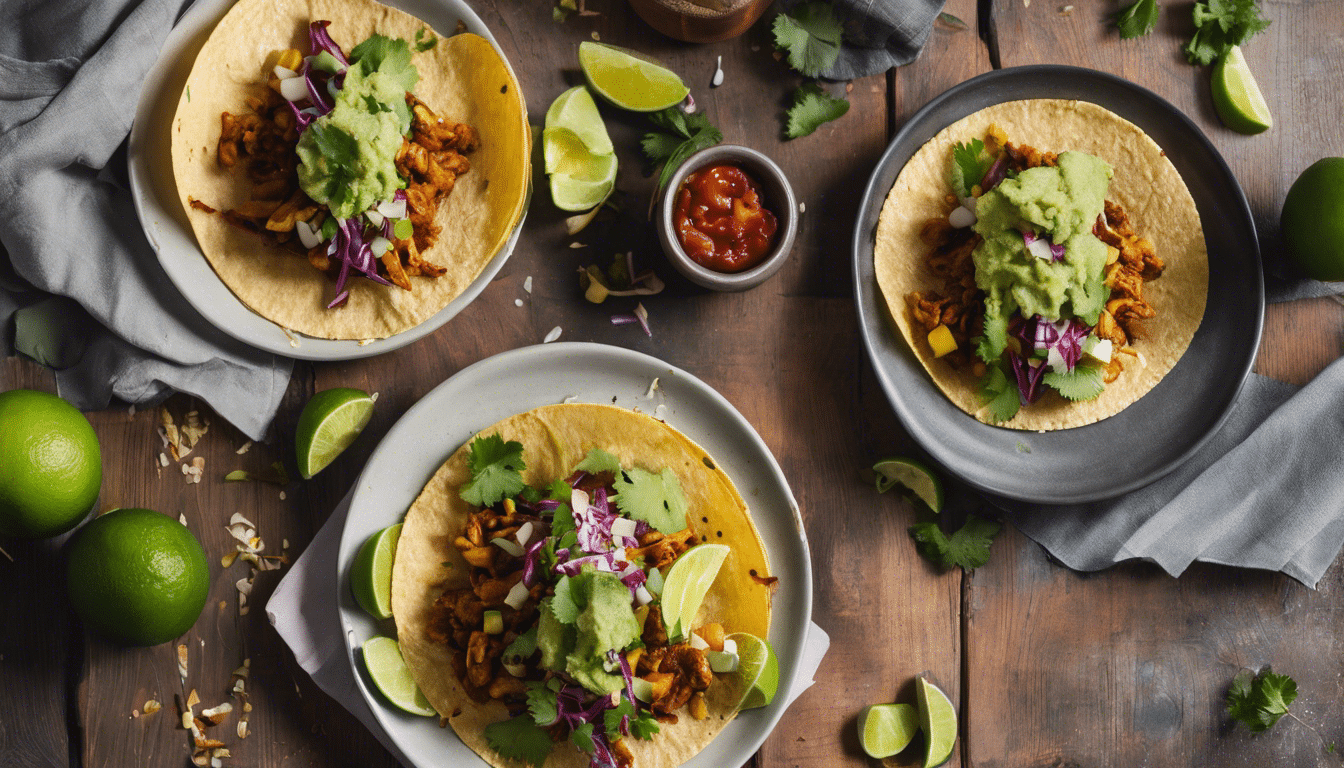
[1105, 244, 1120, 265]
[927, 324, 957, 358]
[275, 48, 303, 72]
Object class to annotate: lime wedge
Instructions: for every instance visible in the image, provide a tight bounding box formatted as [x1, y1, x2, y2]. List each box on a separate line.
[550, 168, 617, 212]
[295, 388, 375, 479]
[578, 42, 690, 112]
[726, 632, 778, 710]
[362, 636, 436, 716]
[873, 457, 944, 513]
[1211, 46, 1272, 135]
[350, 523, 401, 620]
[659, 543, 729, 642]
[544, 85, 614, 155]
[544, 129, 619, 181]
[859, 702, 918, 759]
[917, 677, 957, 768]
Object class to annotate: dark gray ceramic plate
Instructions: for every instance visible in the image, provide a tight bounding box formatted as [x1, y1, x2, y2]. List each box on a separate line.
[852, 66, 1264, 504]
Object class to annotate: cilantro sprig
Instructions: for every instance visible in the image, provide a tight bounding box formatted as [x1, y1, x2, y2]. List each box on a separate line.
[483, 714, 553, 767]
[950, 139, 993, 198]
[1185, 0, 1271, 65]
[1114, 0, 1160, 39]
[641, 108, 723, 194]
[908, 515, 1001, 571]
[1227, 667, 1297, 733]
[772, 2, 843, 78]
[613, 467, 688, 534]
[459, 433, 527, 507]
[785, 83, 849, 139]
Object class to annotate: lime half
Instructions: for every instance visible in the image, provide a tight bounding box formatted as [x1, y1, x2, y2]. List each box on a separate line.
[917, 677, 957, 768]
[543, 86, 617, 212]
[295, 388, 375, 479]
[659, 543, 729, 642]
[1211, 46, 1272, 135]
[351, 523, 402, 620]
[859, 702, 918, 759]
[578, 42, 689, 112]
[873, 457, 944, 513]
[362, 636, 436, 716]
[544, 86, 614, 155]
[726, 632, 778, 710]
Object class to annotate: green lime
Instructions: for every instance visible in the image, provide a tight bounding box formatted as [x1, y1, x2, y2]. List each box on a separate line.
[1281, 157, 1344, 281]
[726, 632, 778, 710]
[0, 389, 101, 539]
[549, 164, 618, 212]
[1211, 46, 1272, 135]
[295, 387, 375, 479]
[859, 702, 919, 759]
[65, 508, 209, 646]
[578, 42, 689, 112]
[362, 635, 436, 716]
[917, 677, 957, 768]
[659, 543, 729, 642]
[873, 457, 944, 513]
[544, 86, 614, 156]
[351, 523, 401, 620]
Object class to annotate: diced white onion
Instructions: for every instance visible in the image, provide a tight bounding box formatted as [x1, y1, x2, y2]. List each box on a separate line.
[634, 585, 653, 606]
[948, 205, 976, 228]
[279, 76, 308, 103]
[273, 65, 298, 80]
[504, 662, 527, 678]
[689, 632, 710, 651]
[610, 516, 637, 540]
[722, 637, 737, 655]
[295, 220, 320, 248]
[516, 521, 534, 548]
[1026, 237, 1054, 261]
[377, 199, 407, 219]
[1087, 338, 1114, 364]
[707, 650, 740, 673]
[491, 537, 523, 557]
[571, 488, 590, 515]
[1046, 346, 1067, 372]
[365, 209, 385, 228]
[370, 236, 392, 258]
[503, 581, 530, 610]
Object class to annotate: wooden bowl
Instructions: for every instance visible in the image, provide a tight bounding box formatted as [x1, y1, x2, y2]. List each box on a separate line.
[626, 0, 772, 43]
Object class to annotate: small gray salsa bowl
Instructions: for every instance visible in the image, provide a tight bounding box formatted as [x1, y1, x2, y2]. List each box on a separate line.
[657, 144, 797, 291]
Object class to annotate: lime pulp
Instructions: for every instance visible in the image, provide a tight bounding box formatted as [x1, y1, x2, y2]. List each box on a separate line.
[659, 543, 729, 642]
[295, 388, 375, 479]
[860, 702, 919, 759]
[726, 632, 779, 710]
[917, 677, 958, 768]
[1211, 46, 1272, 135]
[873, 457, 944, 513]
[578, 41, 689, 112]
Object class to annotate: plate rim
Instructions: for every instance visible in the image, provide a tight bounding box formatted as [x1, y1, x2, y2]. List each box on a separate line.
[851, 64, 1265, 504]
[127, 0, 526, 361]
[334, 341, 813, 767]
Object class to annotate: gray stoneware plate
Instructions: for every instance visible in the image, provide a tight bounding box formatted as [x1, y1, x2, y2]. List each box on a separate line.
[336, 342, 813, 768]
[127, 0, 524, 361]
[853, 66, 1264, 504]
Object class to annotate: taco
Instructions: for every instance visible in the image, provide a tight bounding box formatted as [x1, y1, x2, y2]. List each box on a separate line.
[391, 404, 774, 768]
[874, 99, 1208, 430]
[170, 0, 530, 340]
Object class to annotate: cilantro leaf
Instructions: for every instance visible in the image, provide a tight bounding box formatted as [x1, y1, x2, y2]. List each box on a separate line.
[772, 2, 843, 77]
[950, 139, 992, 198]
[575, 448, 623, 476]
[1115, 0, 1160, 39]
[549, 577, 580, 624]
[642, 108, 723, 193]
[1043, 362, 1105, 401]
[413, 27, 438, 52]
[909, 515, 1001, 571]
[1184, 0, 1270, 65]
[604, 697, 635, 739]
[460, 434, 527, 507]
[1227, 667, 1297, 732]
[525, 679, 560, 726]
[629, 709, 661, 740]
[612, 467, 688, 534]
[978, 364, 1021, 424]
[785, 83, 849, 139]
[349, 34, 418, 91]
[569, 722, 596, 753]
[484, 715, 553, 768]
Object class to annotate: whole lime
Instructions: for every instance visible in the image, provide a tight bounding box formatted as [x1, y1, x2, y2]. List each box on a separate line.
[1281, 157, 1344, 281]
[65, 508, 210, 646]
[0, 389, 102, 539]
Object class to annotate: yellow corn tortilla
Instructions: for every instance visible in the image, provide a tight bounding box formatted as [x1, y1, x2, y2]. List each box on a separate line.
[874, 99, 1208, 430]
[391, 404, 773, 768]
[170, 0, 530, 340]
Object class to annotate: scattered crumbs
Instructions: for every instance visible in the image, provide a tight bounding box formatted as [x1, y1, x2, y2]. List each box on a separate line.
[799, 202, 806, 214]
[235, 441, 252, 455]
[1023, 0, 1030, 6]
[772, 50, 783, 61]
[183, 456, 206, 484]
[563, 395, 578, 404]
[568, 241, 586, 249]
[178, 645, 189, 681]
[524, 275, 533, 293]
[1016, 441, 1032, 453]
[845, 82, 854, 93]
[279, 490, 286, 500]
[654, 403, 667, 419]
[1059, 4, 1073, 14]
[644, 377, 660, 399]
[282, 539, 290, 549]
[358, 339, 374, 346]
[127, 403, 137, 417]
[283, 328, 300, 348]
[371, 391, 380, 402]
[543, 326, 562, 343]
[159, 452, 170, 467]
[590, 31, 599, 40]
[132, 710, 139, 719]
[515, 299, 524, 307]
[711, 55, 724, 87]
[179, 513, 188, 526]
[751, 44, 760, 52]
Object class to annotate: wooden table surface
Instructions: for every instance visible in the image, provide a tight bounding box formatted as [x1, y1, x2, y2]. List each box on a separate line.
[4, 0, 1344, 766]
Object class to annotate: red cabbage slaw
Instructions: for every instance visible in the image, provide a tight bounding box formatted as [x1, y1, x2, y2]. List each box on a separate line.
[1007, 315, 1090, 405]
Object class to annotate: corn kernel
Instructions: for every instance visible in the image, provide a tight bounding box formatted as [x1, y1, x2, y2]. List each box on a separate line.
[927, 324, 957, 358]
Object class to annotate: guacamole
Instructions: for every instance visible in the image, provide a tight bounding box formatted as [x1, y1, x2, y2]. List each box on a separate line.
[972, 151, 1113, 360]
[537, 568, 642, 695]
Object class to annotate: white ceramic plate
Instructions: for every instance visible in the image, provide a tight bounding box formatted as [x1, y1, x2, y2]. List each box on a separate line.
[335, 342, 812, 768]
[127, 0, 525, 361]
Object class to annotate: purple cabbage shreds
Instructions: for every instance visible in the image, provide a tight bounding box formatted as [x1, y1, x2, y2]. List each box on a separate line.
[633, 520, 652, 537]
[522, 537, 546, 586]
[556, 685, 611, 732]
[1009, 353, 1048, 406]
[327, 217, 393, 305]
[308, 20, 349, 67]
[589, 734, 620, 768]
[555, 552, 620, 577]
[618, 561, 646, 594]
[1050, 242, 1066, 262]
[285, 101, 319, 133]
[1057, 319, 1090, 370]
[611, 650, 637, 720]
[535, 498, 562, 513]
[591, 487, 610, 515]
[979, 154, 1008, 192]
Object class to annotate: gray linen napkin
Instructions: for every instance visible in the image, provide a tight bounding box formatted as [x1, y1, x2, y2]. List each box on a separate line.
[0, 0, 292, 441]
[998, 281, 1344, 587]
[777, 0, 946, 80]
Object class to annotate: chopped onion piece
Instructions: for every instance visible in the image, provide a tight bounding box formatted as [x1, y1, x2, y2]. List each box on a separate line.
[722, 637, 737, 655]
[610, 516, 637, 541]
[279, 76, 308, 103]
[377, 199, 407, 220]
[365, 209, 384, 228]
[707, 650, 739, 673]
[491, 537, 524, 557]
[504, 662, 527, 678]
[689, 632, 710, 651]
[295, 220, 320, 249]
[1025, 234, 1054, 261]
[634, 585, 653, 606]
[503, 581, 530, 610]
[516, 521, 534, 547]
[273, 65, 298, 80]
[370, 236, 391, 258]
[948, 205, 976, 228]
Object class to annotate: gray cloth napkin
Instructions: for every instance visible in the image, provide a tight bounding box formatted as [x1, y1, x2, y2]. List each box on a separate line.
[0, 0, 292, 441]
[267, 488, 830, 767]
[777, 0, 946, 80]
[997, 280, 1344, 587]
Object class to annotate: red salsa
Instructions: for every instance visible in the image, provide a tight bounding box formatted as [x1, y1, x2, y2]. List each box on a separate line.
[673, 164, 778, 273]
